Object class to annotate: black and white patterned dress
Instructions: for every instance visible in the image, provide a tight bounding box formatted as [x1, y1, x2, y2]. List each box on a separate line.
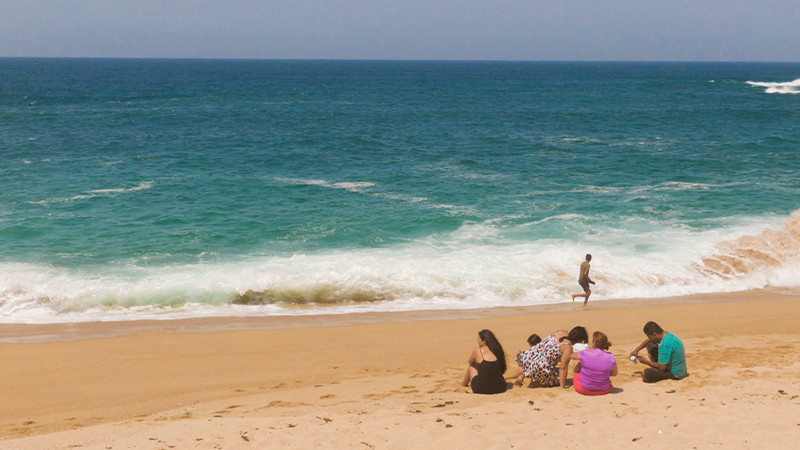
[516, 334, 565, 386]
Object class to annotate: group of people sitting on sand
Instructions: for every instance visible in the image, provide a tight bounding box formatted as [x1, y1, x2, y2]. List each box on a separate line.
[461, 321, 687, 395]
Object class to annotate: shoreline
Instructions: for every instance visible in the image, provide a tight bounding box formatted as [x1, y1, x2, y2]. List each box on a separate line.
[2, 289, 800, 446]
[2, 287, 798, 344]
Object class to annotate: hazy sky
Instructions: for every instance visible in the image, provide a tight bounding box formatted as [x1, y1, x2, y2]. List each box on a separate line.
[2, 0, 799, 61]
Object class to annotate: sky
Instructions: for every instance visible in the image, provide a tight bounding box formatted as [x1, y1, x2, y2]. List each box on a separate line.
[1, 0, 799, 61]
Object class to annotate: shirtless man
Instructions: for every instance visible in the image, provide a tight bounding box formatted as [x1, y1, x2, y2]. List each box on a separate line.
[571, 254, 595, 306]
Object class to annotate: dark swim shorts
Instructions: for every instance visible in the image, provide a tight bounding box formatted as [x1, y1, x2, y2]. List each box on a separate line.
[579, 280, 591, 293]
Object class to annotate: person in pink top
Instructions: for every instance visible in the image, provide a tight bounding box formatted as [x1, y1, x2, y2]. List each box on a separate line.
[571, 331, 617, 395]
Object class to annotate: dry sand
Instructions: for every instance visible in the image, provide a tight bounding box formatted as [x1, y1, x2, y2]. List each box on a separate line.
[2, 290, 800, 449]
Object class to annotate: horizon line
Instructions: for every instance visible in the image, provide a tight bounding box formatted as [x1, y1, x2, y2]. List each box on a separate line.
[1, 56, 799, 64]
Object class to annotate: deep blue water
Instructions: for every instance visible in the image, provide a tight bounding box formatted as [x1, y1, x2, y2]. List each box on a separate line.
[1, 59, 799, 322]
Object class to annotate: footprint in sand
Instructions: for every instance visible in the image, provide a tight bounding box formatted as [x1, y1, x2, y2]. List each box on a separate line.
[260, 400, 311, 409]
[391, 386, 420, 394]
[362, 393, 391, 400]
[431, 400, 456, 409]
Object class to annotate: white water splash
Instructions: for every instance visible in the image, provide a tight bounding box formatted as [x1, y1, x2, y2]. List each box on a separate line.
[746, 78, 800, 95]
[1, 211, 798, 324]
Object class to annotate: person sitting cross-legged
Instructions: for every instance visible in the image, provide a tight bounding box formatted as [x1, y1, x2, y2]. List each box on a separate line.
[629, 321, 688, 383]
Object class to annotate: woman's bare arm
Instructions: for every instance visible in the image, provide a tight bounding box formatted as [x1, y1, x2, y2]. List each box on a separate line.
[468, 347, 481, 365]
[558, 346, 573, 388]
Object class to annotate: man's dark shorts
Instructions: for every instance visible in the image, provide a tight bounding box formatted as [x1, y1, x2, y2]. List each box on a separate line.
[642, 367, 679, 383]
[643, 342, 685, 383]
[579, 280, 591, 293]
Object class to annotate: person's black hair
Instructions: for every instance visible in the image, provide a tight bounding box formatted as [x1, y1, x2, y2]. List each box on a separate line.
[560, 326, 589, 344]
[585, 254, 592, 261]
[643, 321, 664, 335]
[478, 329, 507, 374]
[527, 333, 542, 347]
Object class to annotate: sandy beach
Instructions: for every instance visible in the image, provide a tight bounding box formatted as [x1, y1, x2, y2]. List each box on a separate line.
[2, 290, 800, 449]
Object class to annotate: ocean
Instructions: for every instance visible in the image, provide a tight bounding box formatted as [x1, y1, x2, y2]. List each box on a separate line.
[1, 59, 799, 323]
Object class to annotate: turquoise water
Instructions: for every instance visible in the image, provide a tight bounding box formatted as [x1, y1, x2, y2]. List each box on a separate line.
[1, 59, 799, 322]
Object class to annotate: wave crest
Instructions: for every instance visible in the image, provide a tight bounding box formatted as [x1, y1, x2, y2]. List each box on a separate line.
[3, 210, 800, 323]
[696, 210, 800, 278]
[746, 78, 800, 95]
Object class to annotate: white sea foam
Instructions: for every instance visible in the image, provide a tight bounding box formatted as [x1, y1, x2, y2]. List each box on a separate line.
[519, 214, 589, 227]
[29, 181, 155, 205]
[69, 181, 154, 200]
[655, 181, 712, 191]
[559, 136, 605, 145]
[746, 78, 800, 95]
[373, 192, 428, 204]
[275, 177, 375, 193]
[87, 181, 154, 195]
[275, 177, 471, 214]
[1, 211, 798, 324]
[562, 181, 741, 197]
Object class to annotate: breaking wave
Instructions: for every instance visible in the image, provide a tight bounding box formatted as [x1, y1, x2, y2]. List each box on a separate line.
[1, 210, 799, 323]
[746, 78, 800, 95]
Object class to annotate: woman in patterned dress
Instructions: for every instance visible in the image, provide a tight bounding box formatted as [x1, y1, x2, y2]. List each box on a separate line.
[505, 326, 588, 388]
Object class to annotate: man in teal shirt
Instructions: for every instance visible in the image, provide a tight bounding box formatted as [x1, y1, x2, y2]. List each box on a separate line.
[629, 321, 688, 383]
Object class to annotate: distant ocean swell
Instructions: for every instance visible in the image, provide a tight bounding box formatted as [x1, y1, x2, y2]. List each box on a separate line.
[2, 210, 799, 324]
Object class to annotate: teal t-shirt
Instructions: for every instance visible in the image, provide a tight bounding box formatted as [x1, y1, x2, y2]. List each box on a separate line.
[658, 332, 687, 378]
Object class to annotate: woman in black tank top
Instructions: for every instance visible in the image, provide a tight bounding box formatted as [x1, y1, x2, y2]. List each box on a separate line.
[461, 329, 508, 394]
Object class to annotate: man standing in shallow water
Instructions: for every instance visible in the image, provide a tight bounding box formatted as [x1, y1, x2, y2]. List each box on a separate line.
[571, 254, 595, 306]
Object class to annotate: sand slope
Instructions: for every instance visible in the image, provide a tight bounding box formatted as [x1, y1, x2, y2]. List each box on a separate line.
[2, 294, 800, 448]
